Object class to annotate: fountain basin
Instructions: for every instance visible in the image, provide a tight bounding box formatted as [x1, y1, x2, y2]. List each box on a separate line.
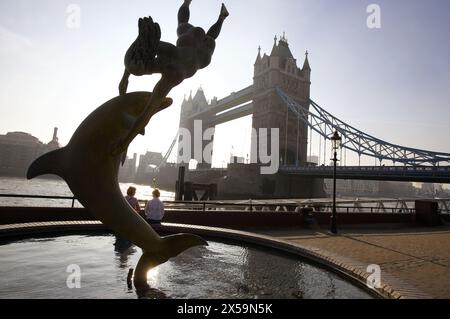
[0, 228, 373, 299]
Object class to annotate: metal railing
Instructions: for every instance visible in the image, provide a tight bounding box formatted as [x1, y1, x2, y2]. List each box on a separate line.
[0, 194, 77, 208]
[1, 194, 449, 215]
[282, 165, 450, 173]
[160, 198, 450, 215]
[160, 201, 410, 214]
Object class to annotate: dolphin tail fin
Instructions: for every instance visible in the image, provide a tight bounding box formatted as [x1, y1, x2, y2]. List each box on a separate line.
[163, 233, 208, 260]
[133, 234, 207, 289]
[27, 148, 66, 180]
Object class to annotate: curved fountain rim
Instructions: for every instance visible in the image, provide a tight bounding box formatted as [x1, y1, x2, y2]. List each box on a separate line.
[0, 221, 414, 300]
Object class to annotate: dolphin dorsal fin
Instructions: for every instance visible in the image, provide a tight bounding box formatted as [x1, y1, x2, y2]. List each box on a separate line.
[27, 148, 66, 180]
[121, 148, 128, 166]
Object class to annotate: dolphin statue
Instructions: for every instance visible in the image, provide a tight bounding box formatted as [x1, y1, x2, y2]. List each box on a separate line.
[27, 92, 207, 269]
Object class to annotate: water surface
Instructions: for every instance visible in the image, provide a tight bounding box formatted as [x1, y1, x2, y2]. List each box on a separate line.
[0, 177, 174, 207]
[0, 235, 372, 299]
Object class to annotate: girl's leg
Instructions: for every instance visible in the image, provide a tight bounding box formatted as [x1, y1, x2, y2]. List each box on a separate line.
[206, 3, 229, 39]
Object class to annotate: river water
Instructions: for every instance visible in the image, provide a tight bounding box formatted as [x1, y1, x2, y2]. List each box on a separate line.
[0, 177, 174, 207]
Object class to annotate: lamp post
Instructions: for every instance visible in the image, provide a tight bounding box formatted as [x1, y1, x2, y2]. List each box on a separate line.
[330, 130, 342, 234]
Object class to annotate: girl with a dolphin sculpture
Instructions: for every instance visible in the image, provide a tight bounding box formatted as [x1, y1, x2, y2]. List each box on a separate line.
[27, 0, 229, 293]
[117, 0, 229, 152]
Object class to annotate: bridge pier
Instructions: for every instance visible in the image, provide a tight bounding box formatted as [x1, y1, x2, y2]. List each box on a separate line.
[185, 164, 325, 200]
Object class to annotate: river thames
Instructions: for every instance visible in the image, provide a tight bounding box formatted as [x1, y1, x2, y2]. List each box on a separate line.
[0, 177, 175, 207]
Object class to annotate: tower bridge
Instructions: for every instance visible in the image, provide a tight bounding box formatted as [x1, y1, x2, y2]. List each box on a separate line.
[179, 35, 312, 168]
[183, 84, 254, 127]
[155, 35, 450, 199]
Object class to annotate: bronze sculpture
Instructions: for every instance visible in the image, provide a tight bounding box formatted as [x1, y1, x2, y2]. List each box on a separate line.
[28, 1, 229, 289]
[115, 0, 229, 155]
[28, 93, 206, 269]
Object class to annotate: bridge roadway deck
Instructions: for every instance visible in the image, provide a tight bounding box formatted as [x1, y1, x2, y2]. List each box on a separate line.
[279, 165, 450, 183]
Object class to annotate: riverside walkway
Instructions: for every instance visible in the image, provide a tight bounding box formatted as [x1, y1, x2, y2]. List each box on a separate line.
[258, 226, 450, 299]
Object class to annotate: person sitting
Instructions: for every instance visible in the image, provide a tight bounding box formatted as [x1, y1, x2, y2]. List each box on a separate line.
[145, 189, 165, 224]
[125, 186, 141, 213]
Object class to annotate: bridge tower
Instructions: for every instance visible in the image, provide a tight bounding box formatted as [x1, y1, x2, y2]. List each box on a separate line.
[178, 88, 214, 168]
[252, 35, 311, 165]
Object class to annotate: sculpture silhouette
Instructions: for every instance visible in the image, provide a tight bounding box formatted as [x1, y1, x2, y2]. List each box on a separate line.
[27, 1, 228, 287]
[28, 93, 207, 270]
[132, 254, 169, 299]
[115, 0, 229, 155]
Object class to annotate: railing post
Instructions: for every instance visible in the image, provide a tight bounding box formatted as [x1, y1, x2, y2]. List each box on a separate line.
[72, 198, 75, 208]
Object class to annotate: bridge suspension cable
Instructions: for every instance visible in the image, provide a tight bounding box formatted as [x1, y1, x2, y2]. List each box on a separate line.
[157, 133, 179, 169]
[277, 88, 450, 167]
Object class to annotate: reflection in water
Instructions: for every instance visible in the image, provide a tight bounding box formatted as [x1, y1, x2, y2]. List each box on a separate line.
[114, 236, 168, 298]
[326, 272, 337, 299]
[113, 236, 136, 269]
[241, 246, 304, 298]
[132, 253, 168, 299]
[293, 264, 306, 299]
[129, 241, 369, 299]
[0, 235, 372, 299]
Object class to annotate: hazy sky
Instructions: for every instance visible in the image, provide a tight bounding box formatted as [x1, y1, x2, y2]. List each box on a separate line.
[1, 0, 449, 167]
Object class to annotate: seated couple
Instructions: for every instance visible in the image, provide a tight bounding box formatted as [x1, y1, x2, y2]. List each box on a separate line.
[125, 187, 165, 224]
